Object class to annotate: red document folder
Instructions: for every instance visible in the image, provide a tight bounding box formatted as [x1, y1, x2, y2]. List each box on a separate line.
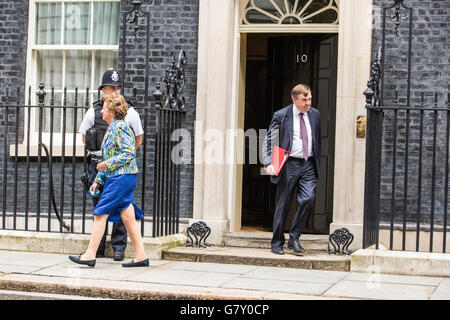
[272, 146, 290, 176]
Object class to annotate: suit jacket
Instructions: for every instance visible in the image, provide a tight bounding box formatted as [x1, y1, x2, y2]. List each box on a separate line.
[262, 104, 321, 184]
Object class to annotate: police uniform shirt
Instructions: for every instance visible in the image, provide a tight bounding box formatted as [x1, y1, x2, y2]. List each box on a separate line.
[79, 104, 144, 155]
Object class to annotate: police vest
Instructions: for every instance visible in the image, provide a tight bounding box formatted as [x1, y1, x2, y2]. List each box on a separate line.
[85, 100, 108, 152]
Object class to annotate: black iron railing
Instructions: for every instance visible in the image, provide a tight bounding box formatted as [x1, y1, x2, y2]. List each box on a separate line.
[152, 50, 187, 237]
[1, 0, 188, 238]
[363, 0, 450, 252]
[152, 106, 184, 236]
[364, 95, 450, 252]
[0, 82, 185, 237]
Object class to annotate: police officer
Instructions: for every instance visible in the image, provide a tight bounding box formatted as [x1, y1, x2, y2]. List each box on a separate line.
[79, 68, 144, 261]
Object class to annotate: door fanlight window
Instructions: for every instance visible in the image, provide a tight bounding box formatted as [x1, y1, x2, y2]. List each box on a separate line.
[243, 0, 339, 25]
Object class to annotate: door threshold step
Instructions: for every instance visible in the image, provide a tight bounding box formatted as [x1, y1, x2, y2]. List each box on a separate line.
[162, 246, 351, 272]
[222, 232, 330, 250]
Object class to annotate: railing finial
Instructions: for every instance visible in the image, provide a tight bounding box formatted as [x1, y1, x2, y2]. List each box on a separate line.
[363, 48, 382, 109]
[155, 50, 187, 110]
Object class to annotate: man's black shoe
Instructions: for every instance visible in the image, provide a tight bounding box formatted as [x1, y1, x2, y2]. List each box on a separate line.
[113, 251, 125, 261]
[271, 246, 284, 255]
[287, 239, 305, 255]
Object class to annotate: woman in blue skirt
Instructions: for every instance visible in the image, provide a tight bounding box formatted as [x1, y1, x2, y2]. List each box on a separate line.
[69, 93, 148, 268]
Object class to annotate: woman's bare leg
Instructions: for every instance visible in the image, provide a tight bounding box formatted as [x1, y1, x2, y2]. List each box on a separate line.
[81, 214, 108, 260]
[120, 204, 147, 261]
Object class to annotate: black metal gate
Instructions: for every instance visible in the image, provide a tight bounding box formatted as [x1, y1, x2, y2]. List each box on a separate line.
[151, 50, 187, 237]
[0, 1, 186, 238]
[363, 0, 450, 252]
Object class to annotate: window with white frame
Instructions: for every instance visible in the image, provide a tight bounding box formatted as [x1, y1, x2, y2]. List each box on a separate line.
[27, 0, 120, 140]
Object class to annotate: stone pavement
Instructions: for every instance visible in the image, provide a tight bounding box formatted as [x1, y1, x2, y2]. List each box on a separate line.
[0, 250, 449, 300]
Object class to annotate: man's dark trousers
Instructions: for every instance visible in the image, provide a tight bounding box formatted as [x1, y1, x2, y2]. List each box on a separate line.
[271, 157, 316, 249]
[88, 159, 127, 255]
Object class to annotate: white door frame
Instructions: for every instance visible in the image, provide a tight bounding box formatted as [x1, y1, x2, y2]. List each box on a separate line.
[193, 0, 373, 250]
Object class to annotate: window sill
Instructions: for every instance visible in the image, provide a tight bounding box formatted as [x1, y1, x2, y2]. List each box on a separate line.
[9, 144, 86, 158]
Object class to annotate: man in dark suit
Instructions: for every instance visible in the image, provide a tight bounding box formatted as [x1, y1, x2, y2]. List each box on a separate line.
[262, 84, 321, 255]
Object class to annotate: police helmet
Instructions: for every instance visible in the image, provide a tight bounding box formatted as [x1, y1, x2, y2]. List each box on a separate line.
[99, 68, 121, 90]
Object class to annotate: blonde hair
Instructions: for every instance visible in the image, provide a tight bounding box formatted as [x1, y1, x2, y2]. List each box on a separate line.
[291, 84, 311, 99]
[103, 93, 128, 120]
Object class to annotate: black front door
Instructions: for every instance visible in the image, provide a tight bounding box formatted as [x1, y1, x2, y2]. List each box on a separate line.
[241, 34, 338, 234]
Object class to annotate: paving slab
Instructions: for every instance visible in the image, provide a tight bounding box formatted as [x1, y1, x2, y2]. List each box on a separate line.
[31, 260, 152, 282]
[264, 292, 353, 300]
[0, 265, 44, 274]
[241, 266, 348, 284]
[0, 249, 448, 300]
[430, 279, 450, 300]
[161, 261, 259, 274]
[129, 268, 241, 287]
[0, 250, 67, 267]
[220, 277, 333, 296]
[323, 279, 435, 300]
[0, 273, 274, 300]
[343, 272, 443, 286]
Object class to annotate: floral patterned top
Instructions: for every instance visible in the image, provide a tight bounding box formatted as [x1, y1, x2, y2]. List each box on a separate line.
[95, 119, 138, 185]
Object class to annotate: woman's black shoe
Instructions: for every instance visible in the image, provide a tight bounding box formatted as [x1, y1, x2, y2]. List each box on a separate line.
[69, 255, 96, 267]
[122, 258, 149, 268]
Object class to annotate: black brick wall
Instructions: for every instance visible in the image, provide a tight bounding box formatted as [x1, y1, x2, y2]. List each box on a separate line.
[371, 0, 449, 224]
[5, 0, 446, 231]
[119, 0, 198, 220]
[0, 0, 28, 101]
[0, 0, 198, 232]
[371, 0, 449, 106]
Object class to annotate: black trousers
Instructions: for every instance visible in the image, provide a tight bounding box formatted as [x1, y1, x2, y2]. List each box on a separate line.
[88, 159, 127, 254]
[271, 157, 316, 249]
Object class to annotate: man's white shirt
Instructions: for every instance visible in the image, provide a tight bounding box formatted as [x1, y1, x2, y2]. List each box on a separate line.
[290, 105, 312, 159]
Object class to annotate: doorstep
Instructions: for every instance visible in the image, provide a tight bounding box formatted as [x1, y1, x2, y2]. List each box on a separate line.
[162, 246, 351, 271]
